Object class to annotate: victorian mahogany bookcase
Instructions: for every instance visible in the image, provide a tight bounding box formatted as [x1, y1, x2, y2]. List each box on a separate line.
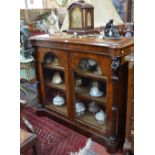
[30, 34, 134, 153]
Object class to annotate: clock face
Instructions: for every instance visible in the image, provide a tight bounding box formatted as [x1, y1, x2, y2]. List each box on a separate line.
[56, 0, 67, 6]
[71, 7, 82, 28]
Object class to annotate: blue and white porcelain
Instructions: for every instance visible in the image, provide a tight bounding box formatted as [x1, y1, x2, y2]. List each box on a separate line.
[88, 101, 99, 114]
[90, 81, 103, 97]
[95, 110, 105, 125]
[75, 102, 85, 116]
[53, 95, 65, 106]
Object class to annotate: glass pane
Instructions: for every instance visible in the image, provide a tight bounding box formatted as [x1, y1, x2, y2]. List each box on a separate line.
[43, 53, 67, 116]
[74, 58, 107, 132]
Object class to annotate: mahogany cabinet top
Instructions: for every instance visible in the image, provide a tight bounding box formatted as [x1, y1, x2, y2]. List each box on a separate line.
[30, 34, 134, 57]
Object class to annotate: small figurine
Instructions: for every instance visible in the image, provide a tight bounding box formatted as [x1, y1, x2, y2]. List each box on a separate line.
[20, 24, 34, 58]
[75, 102, 85, 117]
[88, 101, 99, 114]
[104, 19, 120, 39]
[52, 57, 59, 66]
[78, 59, 90, 72]
[94, 66, 102, 75]
[75, 77, 82, 87]
[90, 81, 103, 97]
[52, 72, 62, 84]
[88, 59, 97, 72]
[47, 9, 60, 35]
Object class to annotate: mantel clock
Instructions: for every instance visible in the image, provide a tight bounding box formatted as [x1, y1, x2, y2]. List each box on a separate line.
[67, 0, 95, 34]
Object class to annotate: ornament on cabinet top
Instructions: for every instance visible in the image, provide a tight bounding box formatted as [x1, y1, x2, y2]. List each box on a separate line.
[67, 0, 95, 34]
[47, 10, 60, 35]
[104, 19, 121, 40]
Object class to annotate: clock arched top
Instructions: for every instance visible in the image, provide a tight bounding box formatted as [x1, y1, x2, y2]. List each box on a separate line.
[67, 0, 94, 11]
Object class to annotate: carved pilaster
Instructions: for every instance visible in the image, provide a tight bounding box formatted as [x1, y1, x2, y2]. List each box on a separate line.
[109, 57, 120, 144]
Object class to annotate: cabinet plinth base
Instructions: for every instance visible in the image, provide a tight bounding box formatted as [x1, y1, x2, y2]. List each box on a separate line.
[105, 138, 120, 154]
[35, 107, 120, 153]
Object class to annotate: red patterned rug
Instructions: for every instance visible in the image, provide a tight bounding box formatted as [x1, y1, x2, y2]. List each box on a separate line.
[21, 108, 87, 155]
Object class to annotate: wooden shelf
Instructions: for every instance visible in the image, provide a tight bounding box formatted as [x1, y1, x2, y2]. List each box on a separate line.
[74, 70, 107, 81]
[43, 64, 64, 71]
[76, 111, 106, 132]
[45, 104, 67, 116]
[45, 80, 66, 92]
[75, 86, 106, 104]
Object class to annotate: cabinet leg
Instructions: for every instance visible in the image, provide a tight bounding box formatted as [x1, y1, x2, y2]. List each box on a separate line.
[105, 57, 120, 153]
[105, 137, 119, 154]
[123, 150, 133, 155]
[123, 139, 133, 155]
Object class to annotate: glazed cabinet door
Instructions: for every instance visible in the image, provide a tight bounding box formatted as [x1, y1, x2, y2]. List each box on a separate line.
[69, 51, 114, 135]
[36, 47, 70, 118]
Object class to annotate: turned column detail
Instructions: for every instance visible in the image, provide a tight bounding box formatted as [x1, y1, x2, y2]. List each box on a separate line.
[109, 57, 120, 144]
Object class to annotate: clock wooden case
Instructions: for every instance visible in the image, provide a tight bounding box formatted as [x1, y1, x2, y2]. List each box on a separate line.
[67, 0, 95, 34]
